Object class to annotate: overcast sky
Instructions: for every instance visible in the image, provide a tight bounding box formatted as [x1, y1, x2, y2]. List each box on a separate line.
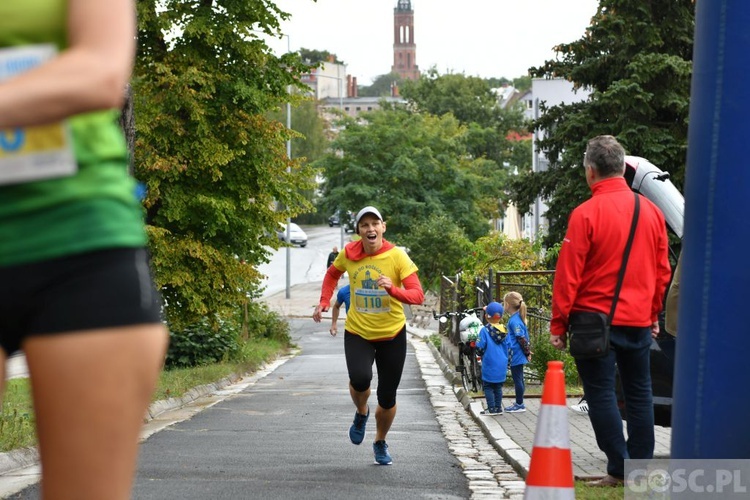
[267, 0, 599, 85]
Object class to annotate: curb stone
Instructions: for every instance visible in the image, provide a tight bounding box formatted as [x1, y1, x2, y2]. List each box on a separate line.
[423, 337, 532, 481]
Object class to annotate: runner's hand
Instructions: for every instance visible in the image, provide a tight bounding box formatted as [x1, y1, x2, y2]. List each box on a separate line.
[376, 275, 392, 290]
[313, 305, 328, 323]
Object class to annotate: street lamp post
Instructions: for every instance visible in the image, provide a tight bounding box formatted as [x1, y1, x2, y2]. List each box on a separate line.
[284, 35, 292, 300]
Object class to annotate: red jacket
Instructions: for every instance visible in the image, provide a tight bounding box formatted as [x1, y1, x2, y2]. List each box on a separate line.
[551, 177, 671, 336]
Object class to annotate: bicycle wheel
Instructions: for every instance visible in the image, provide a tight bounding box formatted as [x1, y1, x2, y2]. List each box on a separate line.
[468, 355, 482, 393]
[474, 356, 483, 392]
[459, 351, 473, 392]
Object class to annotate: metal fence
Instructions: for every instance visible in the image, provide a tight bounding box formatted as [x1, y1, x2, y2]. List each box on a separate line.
[438, 270, 556, 347]
[493, 270, 555, 345]
[438, 275, 458, 343]
[437, 269, 587, 385]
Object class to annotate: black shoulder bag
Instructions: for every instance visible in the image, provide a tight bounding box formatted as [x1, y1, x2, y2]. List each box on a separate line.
[568, 193, 640, 359]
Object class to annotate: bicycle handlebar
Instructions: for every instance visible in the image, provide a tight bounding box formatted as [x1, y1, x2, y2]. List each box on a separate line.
[432, 307, 485, 322]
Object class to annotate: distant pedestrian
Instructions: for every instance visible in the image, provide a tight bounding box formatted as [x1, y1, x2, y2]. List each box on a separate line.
[503, 291, 531, 413]
[313, 206, 424, 465]
[329, 284, 350, 336]
[476, 302, 508, 415]
[326, 246, 339, 270]
[550, 135, 671, 487]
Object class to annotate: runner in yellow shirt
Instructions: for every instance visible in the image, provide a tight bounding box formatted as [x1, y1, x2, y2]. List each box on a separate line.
[313, 206, 424, 465]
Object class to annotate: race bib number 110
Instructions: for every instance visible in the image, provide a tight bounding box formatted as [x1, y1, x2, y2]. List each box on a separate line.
[0, 44, 77, 186]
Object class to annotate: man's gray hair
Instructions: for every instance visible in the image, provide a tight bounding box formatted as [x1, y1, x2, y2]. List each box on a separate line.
[585, 135, 625, 178]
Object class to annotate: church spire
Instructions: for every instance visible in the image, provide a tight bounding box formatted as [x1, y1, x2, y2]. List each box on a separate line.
[396, 0, 411, 11]
[391, 0, 419, 80]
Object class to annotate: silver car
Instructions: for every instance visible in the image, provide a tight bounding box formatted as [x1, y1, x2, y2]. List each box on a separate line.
[277, 222, 308, 247]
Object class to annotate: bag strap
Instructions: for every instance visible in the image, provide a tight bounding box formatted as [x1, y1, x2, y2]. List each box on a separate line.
[609, 193, 640, 323]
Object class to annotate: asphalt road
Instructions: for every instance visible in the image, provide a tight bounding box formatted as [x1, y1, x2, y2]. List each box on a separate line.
[9, 318, 471, 500]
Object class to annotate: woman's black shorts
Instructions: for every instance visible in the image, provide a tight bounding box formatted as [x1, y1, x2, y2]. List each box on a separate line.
[0, 247, 164, 356]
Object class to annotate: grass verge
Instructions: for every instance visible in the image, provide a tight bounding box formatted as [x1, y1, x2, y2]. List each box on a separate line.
[0, 378, 35, 452]
[152, 338, 288, 401]
[575, 481, 624, 498]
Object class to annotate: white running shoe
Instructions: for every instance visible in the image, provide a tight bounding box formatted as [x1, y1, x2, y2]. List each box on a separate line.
[570, 399, 589, 414]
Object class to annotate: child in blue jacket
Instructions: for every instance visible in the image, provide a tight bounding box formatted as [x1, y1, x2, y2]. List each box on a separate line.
[476, 301, 508, 415]
[503, 291, 531, 413]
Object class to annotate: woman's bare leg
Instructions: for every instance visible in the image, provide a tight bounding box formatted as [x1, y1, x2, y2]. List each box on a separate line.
[24, 324, 168, 500]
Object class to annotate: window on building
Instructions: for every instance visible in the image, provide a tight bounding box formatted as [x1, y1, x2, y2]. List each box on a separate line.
[367, 107, 373, 111]
[356, 107, 361, 111]
[344, 107, 350, 111]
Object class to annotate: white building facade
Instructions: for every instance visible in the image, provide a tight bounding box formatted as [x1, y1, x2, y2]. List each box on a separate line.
[301, 62, 347, 101]
[524, 78, 591, 240]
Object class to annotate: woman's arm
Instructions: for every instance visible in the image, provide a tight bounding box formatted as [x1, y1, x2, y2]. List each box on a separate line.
[0, 0, 135, 128]
[312, 266, 344, 322]
[330, 301, 341, 336]
[383, 273, 424, 305]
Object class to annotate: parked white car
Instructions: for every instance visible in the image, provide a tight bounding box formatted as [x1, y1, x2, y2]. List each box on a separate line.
[277, 222, 308, 247]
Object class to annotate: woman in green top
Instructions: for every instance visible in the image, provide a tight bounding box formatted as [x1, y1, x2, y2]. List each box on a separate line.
[0, 0, 168, 498]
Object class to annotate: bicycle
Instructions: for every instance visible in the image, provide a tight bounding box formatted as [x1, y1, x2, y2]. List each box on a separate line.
[433, 307, 485, 393]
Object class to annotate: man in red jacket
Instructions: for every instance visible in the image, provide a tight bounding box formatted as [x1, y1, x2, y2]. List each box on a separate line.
[550, 135, 671, 486]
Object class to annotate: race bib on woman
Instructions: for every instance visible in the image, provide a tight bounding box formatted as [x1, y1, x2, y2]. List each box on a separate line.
[0, 44, 77, 185]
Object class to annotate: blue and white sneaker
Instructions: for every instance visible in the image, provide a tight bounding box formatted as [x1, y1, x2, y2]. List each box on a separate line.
[570, 399, 589, 414]
[505, 403, 526, 413]
[373, 440, 393, 465]
[349, 408, 369, 445]
[480, 406, 503, 415]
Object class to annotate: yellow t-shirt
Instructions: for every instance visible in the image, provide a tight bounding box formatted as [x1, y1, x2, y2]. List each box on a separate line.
[335, 246, 418, 341]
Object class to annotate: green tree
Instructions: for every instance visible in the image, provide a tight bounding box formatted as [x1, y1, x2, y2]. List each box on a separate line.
[400, 215, 471, 291]
[267, 98, 329, 224]
[357, 72, 406, 97]
[400, 68, 500, 127]
[512, 75, 532, 92]
[460, 233, 545, 279]
[134, 0, 315, 330]
[512, 0, 694, 249]
[399, 69, 531, 221]
[484, 75, 530, 92]
[316, 107, 489, 243]
[266, 99, 328, 168]
[298, 47, 344, 65]
[484, 77, 512, 89]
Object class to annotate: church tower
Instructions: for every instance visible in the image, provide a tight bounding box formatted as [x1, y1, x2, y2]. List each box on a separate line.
[391, 0, 419, 80]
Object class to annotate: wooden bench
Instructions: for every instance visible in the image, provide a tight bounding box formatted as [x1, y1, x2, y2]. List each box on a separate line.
[407, 292, 439, 329]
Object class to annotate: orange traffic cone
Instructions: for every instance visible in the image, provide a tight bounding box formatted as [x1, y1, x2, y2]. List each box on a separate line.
[524, 360, 575, 499]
